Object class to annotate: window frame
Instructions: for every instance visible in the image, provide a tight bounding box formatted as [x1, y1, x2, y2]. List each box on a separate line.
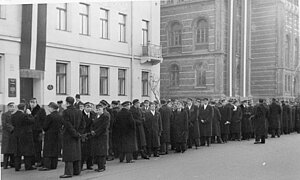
[56, 62, 67, 95]
[195, 63, 207, 87]
[118, 69, 126, 96]
[79, 3, 89, 35]
[142, 20, 149, 46]
[100, 8, 109, 39]
[100, 67, 109, 95]
[170, 64, 180, 87]
[194, 18, 209, 50]
[56, 3, 67, 31]
[0, 5, 6, 19]
[142, 71, 149, 96]
[79, 65, 89, 95]
[119, 13, 126, 42]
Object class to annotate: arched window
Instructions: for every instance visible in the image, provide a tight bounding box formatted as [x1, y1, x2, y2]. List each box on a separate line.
[194, 18, 209, 50]
[295, 38, 299, 67]
[195, 62, 206, 86]
[285, 35, 290, 68]
[170, 64, 179, 86]
[169, 22, 182, 47]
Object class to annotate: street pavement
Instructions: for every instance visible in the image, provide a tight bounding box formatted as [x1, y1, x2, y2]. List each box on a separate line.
[1, 133, 300, 180]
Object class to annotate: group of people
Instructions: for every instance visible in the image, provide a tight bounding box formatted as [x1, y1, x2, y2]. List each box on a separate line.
[1, 94, 300, 178]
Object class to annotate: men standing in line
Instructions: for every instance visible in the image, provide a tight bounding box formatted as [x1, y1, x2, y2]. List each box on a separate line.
[110, 101, 120, 158]
[198, 98, 213, 146]
[1, 102, 15, 169]
[159, 99, 172, 155]
[29, 98, 46, 167]
[40, 102, 63, 171]
[11, 103, 36, 171]
[268, 98, 281, 138]
[90, 104, 110, 172]
[219, 99, 232, 143]
[130, 99, 149, 160]
[185, 98, 200, 148]
[282, 101, 291, 134]
[295, 101, 300, 133]
[230, 100, 242, 141]
[81, 102, 95, 170]
[210, 101, 223, 144]
[253, 99, 268, 144]
[240, 100, 253, 140]
[60, 97, 85, 178]
[144, 102, 162, 157]
[114, 101, 137, 163]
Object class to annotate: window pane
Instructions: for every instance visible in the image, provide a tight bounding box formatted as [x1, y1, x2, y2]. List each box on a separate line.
[61, 10, 66, 30]
[0, 5, 6, 19]
[100, 9, 108, 19]
[118, 69, 125, 78]
[79, 3, 88, 14]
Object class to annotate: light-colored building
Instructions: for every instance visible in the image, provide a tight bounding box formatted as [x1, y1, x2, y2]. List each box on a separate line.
[0, 1, 162, 112]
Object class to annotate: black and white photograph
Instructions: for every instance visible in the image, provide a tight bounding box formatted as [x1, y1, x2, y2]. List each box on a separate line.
[0, 0, 300, 179]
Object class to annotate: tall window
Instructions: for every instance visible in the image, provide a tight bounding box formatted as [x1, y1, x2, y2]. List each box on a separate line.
[142, 20, 149, 46]
[119, 13, 126, 42]
[56, 63, 67, 94]
[285, 35, 290, 68]
[118, 69, 126, 95]
[56, 3, 67, 30]
[79, 3, 89, 35]
[295, 38, 299, 67]
[0, 5, 6, 19]
[79, 65, 89, 95]
[170, 64, 179, 86]
[0, 55, 3, 93]
[100, 67, 109, 95]
[142, 71, 149, 96]
[169, 22, 182, 47]
[195, 63, 206, 86]
[100, 8, 108, 39]
[195, 19, 209, 50]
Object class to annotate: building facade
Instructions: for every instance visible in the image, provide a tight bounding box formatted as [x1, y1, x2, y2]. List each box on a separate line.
[0, 1, 162, 112]
[160, 0, 300, 100]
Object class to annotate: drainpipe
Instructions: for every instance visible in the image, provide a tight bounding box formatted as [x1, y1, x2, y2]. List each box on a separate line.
[130, 1, 134, 100]
[229, 0, 233, 97]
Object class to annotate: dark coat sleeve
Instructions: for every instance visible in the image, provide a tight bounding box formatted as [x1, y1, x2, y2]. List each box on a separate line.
[93, 115, 110, 136]
[43, 114, 52, 132]
[2, 113, 14, 132]
[62, 111, 81, 138]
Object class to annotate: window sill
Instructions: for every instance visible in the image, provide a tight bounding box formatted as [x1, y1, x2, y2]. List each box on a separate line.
[56, 93, 67, 95]
[56, 29, 69, 32]
[119, 41, 127, 43]
[100, 94, 109, 96]
[79, 33, 90, 36]
[118, 94, 126, 96]
[100, 37, 110, 40]
[194, 86, 207, 89]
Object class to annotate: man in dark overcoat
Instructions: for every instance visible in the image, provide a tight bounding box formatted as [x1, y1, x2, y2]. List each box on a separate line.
[1, 102, 15, 169]
[110, 101, 120, 158]
[185, 98, 200, 148]
[230, 100, 242, 141]
[253, 99, 268, 144]
[281, 101, 291, 134]
[11, 103, 36, 171]
[210, 101, 223, 143]
[218, 99, 233, 143]
[60, 97, 85, 178]
[198, 98, 213, 146]
[130, 99, 149, 160]
[295, 101, 300, 133]
[28, 98, 46, 167]
[159, 99, 173, 154]
[240, 100, 253, 140]
[81, 102, 95, 170]
[39, 102, 63, 171]
[268, 98, 281, 138]
[114, 101, 137, 163]
[144, 102, 162, 157]
[90, 104, 110, 172]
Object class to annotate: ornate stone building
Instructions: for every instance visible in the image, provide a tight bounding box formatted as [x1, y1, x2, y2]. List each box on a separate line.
[160, 0, 300, 100]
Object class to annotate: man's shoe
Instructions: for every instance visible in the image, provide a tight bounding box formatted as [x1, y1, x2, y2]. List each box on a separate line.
[95, 168, 105, 172]
[15, 169, 20, 171]
[25, 167, 37, 171]
[254, 141, 260, 144]
[142, 156, 150, 160]
[86, 167, 93, 170]
[260, 142, 265, 144]
[126, 160, 135, 163]
[59, 175, 72, 178]
[39, 167, 50, 171]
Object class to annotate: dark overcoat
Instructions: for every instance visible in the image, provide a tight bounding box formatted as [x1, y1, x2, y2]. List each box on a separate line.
[62, 105, 85, 162]
[159, 105, 172, 143]
[268, 102, 281, 129]
[30, 104, 46, 132]
[185, 105, 200, 139]
[144, 111, 162, 148]
[43, 111, 63, 157]
[91, 113, 110, 156]
[198, 105, 213, 137]
[290, 105, 295, 131]
[240, 105, 253, 134]
[212, 106, 221, 136]
[1, 111, 15, 154]
[282, 104, 291, 131]
[81, 110, 95, 158]
[11, 111, 35, 156]
[114, 108, 138, 153]
[230, 106, 242, 134]
[111, 107, 120, 152]
[295, 105, 300, 131]
[253, 104, 268, 136]
[172, 110, 189, 143]
[130, 106, 147, 148]
[218, 104, 233, 135]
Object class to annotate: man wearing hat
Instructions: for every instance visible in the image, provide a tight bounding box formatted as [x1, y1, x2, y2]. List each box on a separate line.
[1, 102, 15, 169]
[28, 98, 46, 167]
[198, 97, 213, 146]
[185, 98, 200, 149]
[240, 100, 253, 140]
[57, 100, 64, 116]
[130, 99, 149, 160]
[159, 99, 173, 154]
[210, 101, 223, 144]
[142, 100, 150, 113]
[111, 101, 120, 158]
[60, 97, 85, 178]
[39, 102, 63, 171]
[114, 101, 137, 163]
[218, 99, 233, 143]
[253, 99, 268, 144]
[74, 94, 82, 109]
[268, 98, 281, 138]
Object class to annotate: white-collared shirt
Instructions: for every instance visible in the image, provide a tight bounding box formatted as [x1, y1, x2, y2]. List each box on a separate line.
[151, 110, 155, 116]
[84, 110, 90, 118]
[204, 104, 207, 110]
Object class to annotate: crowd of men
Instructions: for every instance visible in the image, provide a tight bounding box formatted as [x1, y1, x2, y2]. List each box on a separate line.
[1, 94, 300, 178]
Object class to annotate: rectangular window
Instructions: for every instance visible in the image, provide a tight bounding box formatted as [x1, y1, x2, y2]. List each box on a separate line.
[0, 5, 6, 19]
[56, 63, 67, 94]
[100, 67, 109, 95]
[56, 3, 67, 30]
[79, 3, 89, 35]
[0, 55, 3, 93]
[100, 8, 108, 39]
[142, 20, 149, 46]
[79, 65, 89, 95]
[119, 13, 126, 42]
[142, 71, 149, 96]
[118, 69, 126, 95]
